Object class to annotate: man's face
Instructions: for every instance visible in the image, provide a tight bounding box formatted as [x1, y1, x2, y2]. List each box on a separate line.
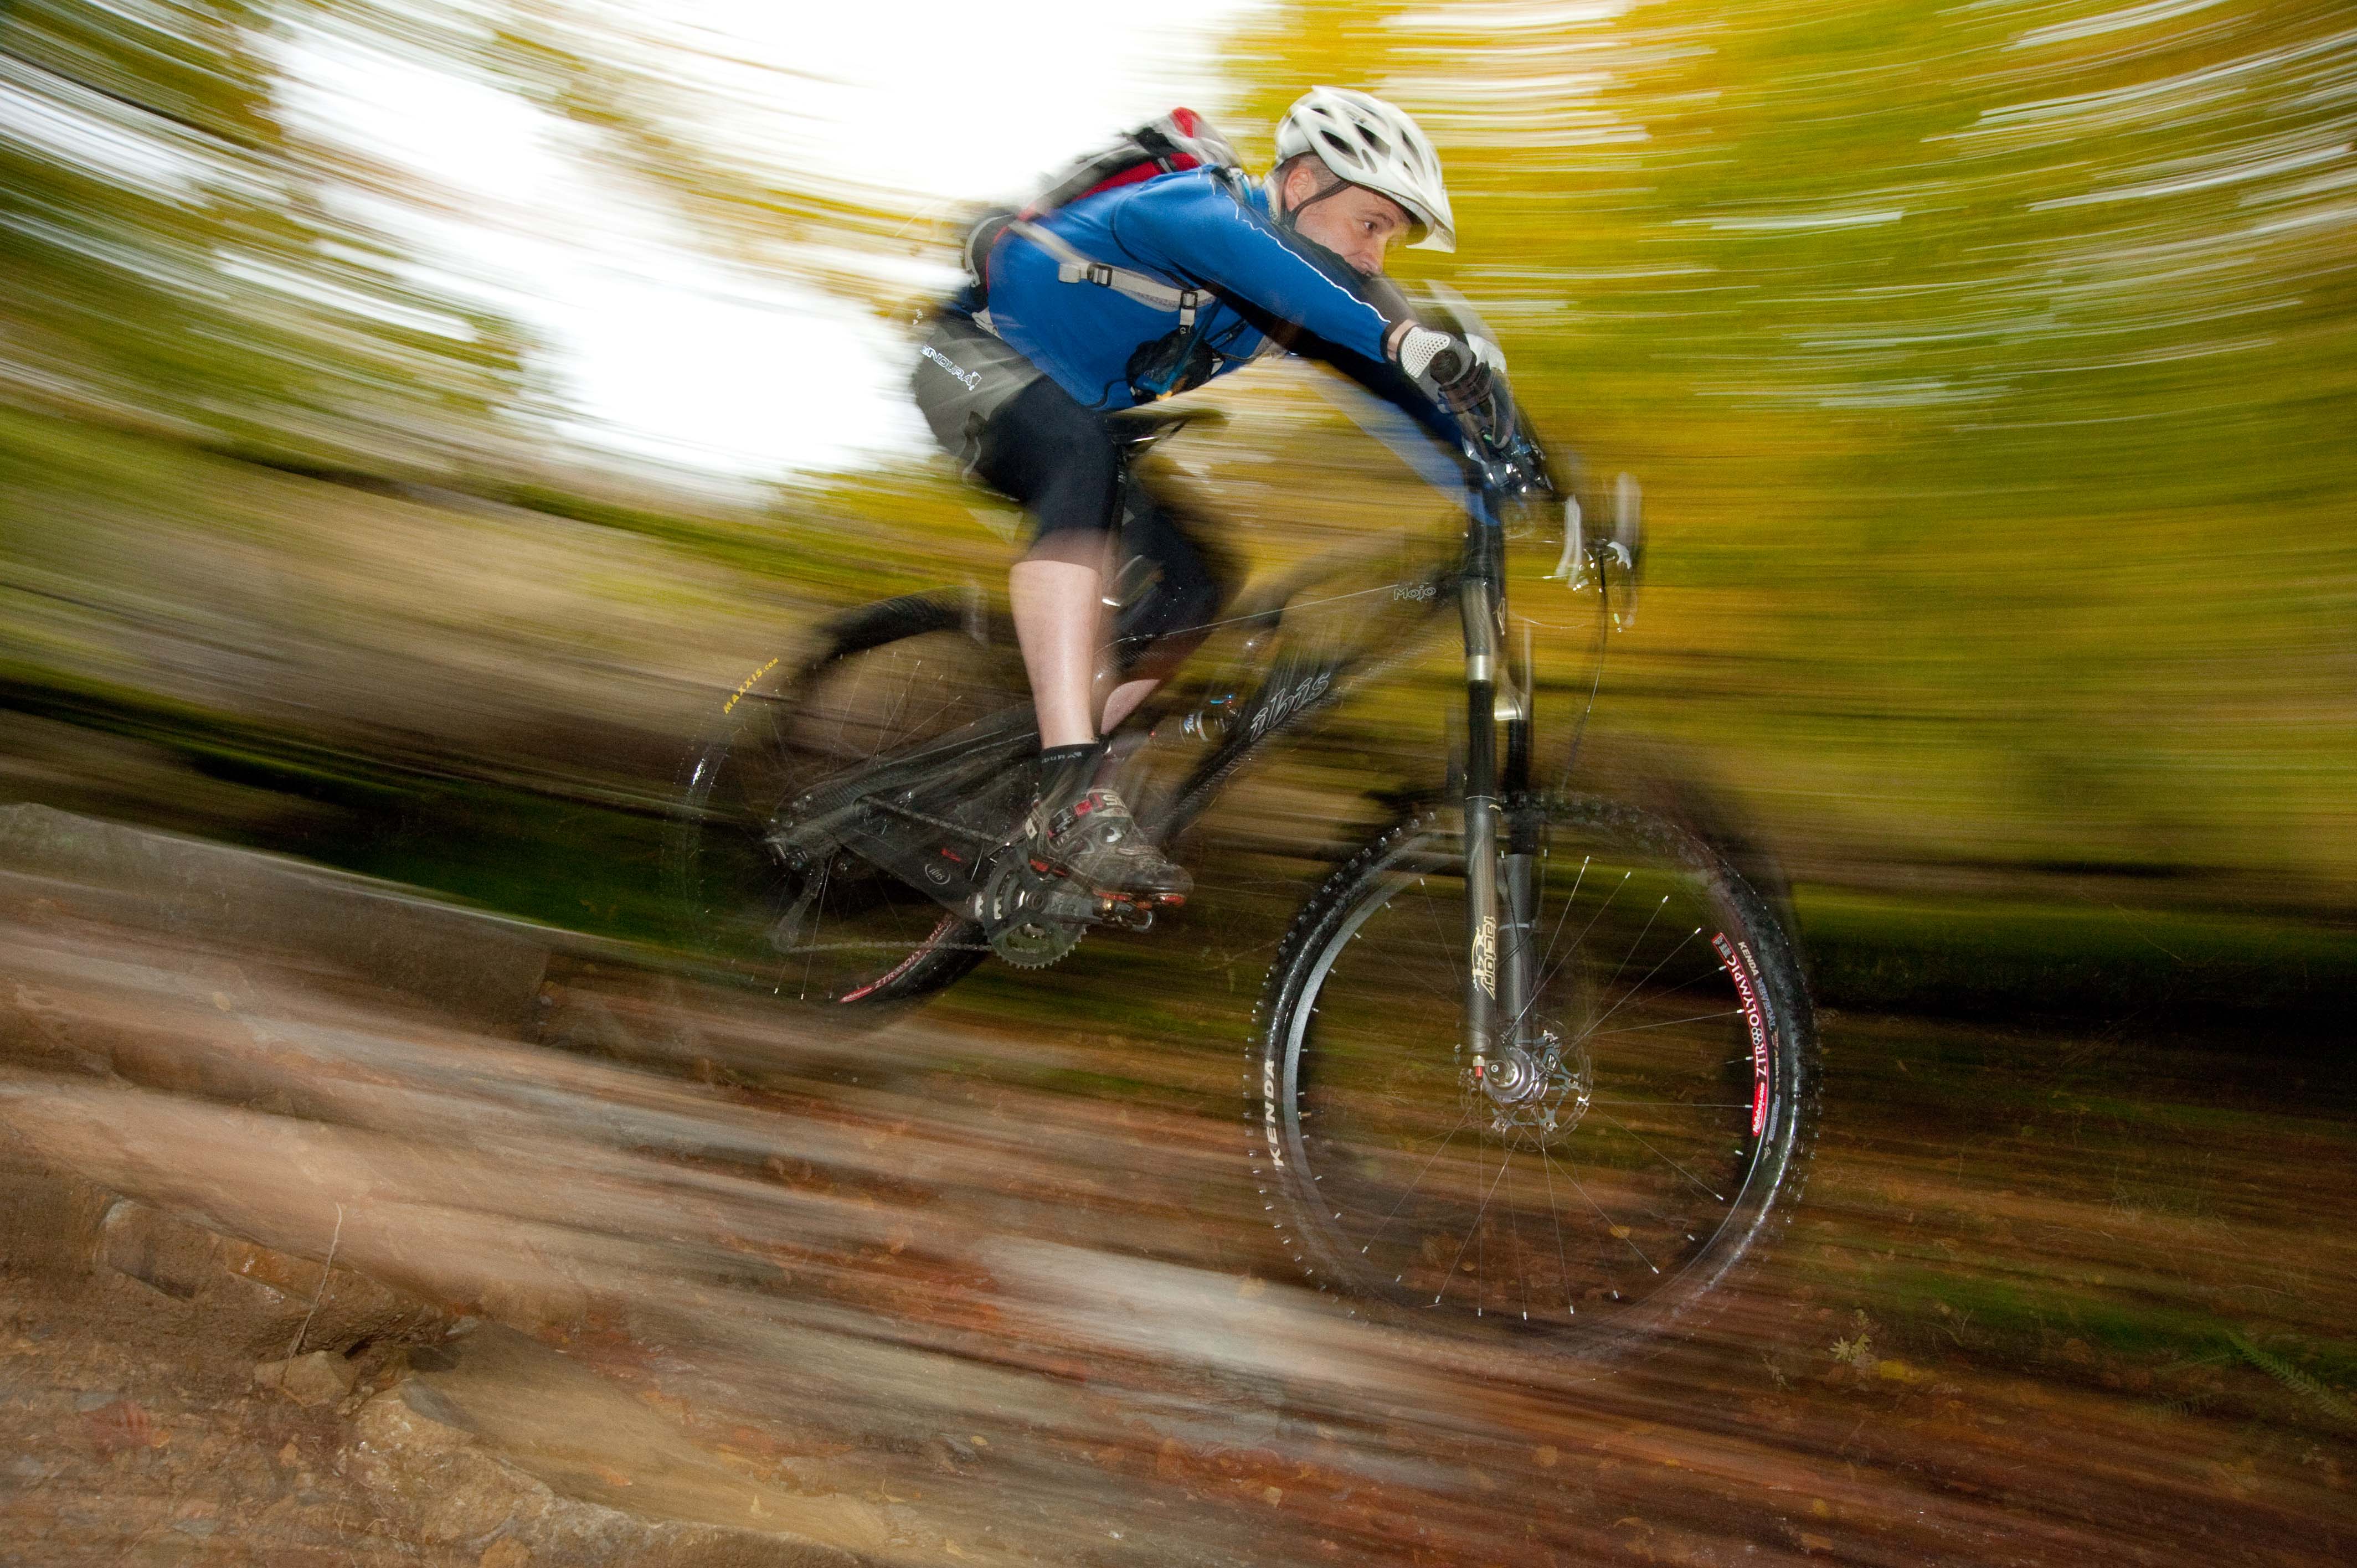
[1282, 162, 1413, 276]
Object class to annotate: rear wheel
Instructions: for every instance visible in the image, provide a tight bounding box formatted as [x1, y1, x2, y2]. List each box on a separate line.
[1248, 794, 1817, 1352]
[666, 594, 1024, 1007]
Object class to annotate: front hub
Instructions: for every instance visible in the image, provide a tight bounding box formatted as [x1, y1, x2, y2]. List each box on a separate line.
[1468, 1028, 1593, 1150]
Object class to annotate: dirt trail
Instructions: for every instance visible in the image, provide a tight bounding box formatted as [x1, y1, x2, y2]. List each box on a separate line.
[1, 827, 2351, 1565]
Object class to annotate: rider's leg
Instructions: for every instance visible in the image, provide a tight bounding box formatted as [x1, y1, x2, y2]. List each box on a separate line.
[1010, 530, 1113, 750]
[909, 326, 1178, 889]
[974, 379, 1125, 752]
[1099, 675, 1159, 736]
[968, 380, 1188, 896]
[1099, 632, 1194, 734]
[1098, 485, 1233, 735]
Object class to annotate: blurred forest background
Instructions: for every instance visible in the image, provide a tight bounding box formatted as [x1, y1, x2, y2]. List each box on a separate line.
[4, 0, 2351, 1023]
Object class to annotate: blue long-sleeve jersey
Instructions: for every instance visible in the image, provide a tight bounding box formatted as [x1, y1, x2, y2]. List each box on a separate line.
[953, 167, 1456, 440]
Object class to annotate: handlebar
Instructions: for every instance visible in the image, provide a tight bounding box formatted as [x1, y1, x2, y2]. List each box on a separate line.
[1456, 374, 1553, 502]
[1452, 360, 1642, 629]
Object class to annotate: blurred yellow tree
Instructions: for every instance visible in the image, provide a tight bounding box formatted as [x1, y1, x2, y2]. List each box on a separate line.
[1213, 0, 2356, 891]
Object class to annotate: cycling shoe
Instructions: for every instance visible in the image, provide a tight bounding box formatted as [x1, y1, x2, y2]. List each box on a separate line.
[1027, 788, 1190, 901]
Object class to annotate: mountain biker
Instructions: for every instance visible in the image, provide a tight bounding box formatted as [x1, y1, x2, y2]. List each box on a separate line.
[910, 86, 1504, 902]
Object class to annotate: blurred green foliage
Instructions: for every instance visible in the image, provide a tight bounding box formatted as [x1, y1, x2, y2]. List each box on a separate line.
[0, 1, 539, 470]
[2, 0, 2352, 961]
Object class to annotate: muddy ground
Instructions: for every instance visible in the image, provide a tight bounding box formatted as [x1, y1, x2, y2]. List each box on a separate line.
[1, 816, 2352, 1566]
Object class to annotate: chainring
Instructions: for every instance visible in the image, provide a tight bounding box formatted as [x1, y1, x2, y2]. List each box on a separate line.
[980, 860, 1084, 969]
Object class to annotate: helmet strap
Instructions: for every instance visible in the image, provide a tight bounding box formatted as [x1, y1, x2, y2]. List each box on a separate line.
[1270, 162, 1423, 260]
[1272, 160, 1352, 233]
[1273, 216, 1370, 282]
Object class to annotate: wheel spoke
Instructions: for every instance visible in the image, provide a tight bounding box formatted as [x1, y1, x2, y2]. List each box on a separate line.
[1537, 1144, 1576, 1318]
[1411, 875, 1466, 1001]
[1532, 853, 1591, 982]
[1591, 1099, 1747, 1108]
[1573, 924, 1706, 1044]
[1253, 798, 1811, 1339]
[795, 854, 832, 1001]
[1554, 1149, 1660, 1274]
[1594, 1110, 1727, 1205]
[1352, 1106, 1476, 1253]
[1589, 1007, 1746, 1040]
[1435, 1128, 1516, 1306]
[1506, 1149, 1530, 1321]
[1505, 868, 1632, 1040]
[671, 615, 1006, 1006]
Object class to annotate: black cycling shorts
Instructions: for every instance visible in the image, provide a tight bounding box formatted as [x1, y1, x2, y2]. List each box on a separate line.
[972, 375, 1124, 540]
[910, 316, 1232, 644]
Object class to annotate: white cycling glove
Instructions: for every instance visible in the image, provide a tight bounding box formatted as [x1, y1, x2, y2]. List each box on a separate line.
[1391, 324, 1495, 414]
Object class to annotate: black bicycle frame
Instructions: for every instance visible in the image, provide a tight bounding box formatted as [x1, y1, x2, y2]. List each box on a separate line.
[1138, 483, 1540, 1076]
[790, 468, 1543, 1080]
[1140, 602, 1440, 842]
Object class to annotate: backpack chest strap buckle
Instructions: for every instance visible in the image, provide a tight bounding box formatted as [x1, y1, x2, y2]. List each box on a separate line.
[1017, 219, 1205, 324]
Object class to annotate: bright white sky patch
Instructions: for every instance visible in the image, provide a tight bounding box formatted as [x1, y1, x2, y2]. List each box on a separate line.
[282, 1, 1269, 483]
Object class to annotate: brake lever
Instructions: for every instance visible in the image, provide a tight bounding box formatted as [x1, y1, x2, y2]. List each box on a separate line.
[1547, 496, 1583, 582]
[1467, 430, 1550, 501]
[1546, 495, 1634, 590]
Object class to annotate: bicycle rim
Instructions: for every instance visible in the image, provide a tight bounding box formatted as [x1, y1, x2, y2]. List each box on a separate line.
[1252, 795, 1814, 1345]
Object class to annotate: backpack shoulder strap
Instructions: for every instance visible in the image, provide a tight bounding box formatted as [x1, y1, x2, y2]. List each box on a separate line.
[963, 109, 1243, 310]
[963, 210, 1015, 292]
[1005, 218, 1206, 328]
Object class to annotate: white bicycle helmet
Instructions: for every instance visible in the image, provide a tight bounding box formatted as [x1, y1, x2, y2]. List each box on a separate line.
[1274, 86, 1457, 252]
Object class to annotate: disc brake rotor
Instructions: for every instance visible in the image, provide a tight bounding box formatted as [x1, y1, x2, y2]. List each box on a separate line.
[1471, 1027, 1593, 1150]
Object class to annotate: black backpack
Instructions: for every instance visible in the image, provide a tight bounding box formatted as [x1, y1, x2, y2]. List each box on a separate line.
[963, 107, 1243, 302]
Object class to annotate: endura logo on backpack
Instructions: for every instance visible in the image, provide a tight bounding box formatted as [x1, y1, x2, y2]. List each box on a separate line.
[920, 343, 981, 390]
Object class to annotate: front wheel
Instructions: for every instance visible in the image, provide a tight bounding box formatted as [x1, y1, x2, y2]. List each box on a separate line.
[1248, 794, 1818, 1352]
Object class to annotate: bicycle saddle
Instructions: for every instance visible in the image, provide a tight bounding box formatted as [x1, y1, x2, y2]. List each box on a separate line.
[1105, 404, 1228, 450]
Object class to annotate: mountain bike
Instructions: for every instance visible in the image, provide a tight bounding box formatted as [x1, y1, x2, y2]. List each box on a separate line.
[667, 344, 1818, 1353]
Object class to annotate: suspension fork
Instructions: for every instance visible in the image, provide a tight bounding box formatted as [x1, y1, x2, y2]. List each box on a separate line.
[1460, 528, 1541, 1086]
[1500, 617, 1541, 1054]
[1458, 545, 1503, 1080]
